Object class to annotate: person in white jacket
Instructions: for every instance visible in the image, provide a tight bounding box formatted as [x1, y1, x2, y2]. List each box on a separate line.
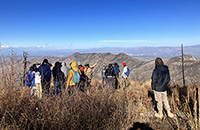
[35, 62, 42, 99]
[122, 63, 128, 79]
[121, 62, 129, 87]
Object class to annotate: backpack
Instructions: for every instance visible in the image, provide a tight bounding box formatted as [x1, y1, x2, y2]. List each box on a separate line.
[72, 68, 80, 83]
[106, 67, 115, 77]
[125, 68, 130, 77]
[25, 71, 32, 87]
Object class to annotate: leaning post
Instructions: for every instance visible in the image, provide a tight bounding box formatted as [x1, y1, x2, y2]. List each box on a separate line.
[23, 51, 28, 86]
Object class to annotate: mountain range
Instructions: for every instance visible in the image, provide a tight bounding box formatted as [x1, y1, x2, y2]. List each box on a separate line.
[28, 52, 200, 85]
[1, 45, 200, 60]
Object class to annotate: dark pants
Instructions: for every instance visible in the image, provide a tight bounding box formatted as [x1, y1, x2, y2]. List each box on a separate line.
[41, 79, 51, 94]
[85, 77, 91, 87]
[106, 77, 116, 89]
[54, 81, 62, 95]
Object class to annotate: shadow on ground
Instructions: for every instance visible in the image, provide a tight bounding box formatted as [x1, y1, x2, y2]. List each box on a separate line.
[128, 122, 153, 130]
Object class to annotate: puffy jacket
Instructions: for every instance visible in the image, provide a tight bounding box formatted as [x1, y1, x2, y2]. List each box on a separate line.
[67, 62, 81, 86]
[39, 64, 51, 80]
[113, 65, 120, 77]
[29, 70, 36, 87]
[53, 67, 65, 82]
[151, 65, 170, 92]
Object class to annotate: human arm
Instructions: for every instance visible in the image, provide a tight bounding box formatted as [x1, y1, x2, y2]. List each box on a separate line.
[90, 63, 98, 69]
[151, 69, 157, 90]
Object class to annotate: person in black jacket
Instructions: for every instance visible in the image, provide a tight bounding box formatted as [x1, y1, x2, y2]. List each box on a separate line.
[39, 59, 51, 94]
[105, 64, 116, 89]
[52, 62, 65, 95]
[151, 57, 174, 119]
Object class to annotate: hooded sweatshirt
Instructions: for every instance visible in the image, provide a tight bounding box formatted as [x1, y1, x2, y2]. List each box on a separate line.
[67, 62, 81, 86]
[61, 62, 70, 78]
[151, 65, 170, 92]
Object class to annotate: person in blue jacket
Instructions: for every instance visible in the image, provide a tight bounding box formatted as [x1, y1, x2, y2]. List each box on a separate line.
[39, 59, 51, 94]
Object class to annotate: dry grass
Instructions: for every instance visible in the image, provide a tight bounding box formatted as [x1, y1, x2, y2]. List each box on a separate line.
[0, 54, 198, 130]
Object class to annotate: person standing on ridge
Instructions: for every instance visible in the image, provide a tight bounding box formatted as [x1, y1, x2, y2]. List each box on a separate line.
[105, 64, 116, 89]
[39, 59, 51, 94]
[53, 62, 65, 95]
[121, 62, 130, 87]
[101, 65, 106, 85]
[84, 63, 98, 87]
[61, 62, 69, 79]
[113, 63, 120, 89]
[151, 57, 174, 119]
[35, 62, 42, 99]
[67, 61, 81, 95]
[77, 64, 86, 92]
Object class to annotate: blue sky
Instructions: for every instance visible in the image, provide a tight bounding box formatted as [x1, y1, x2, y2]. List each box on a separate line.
[0, 0, 200, 49]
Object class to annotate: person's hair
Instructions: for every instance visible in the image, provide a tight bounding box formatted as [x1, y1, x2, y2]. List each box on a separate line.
[32, 64, 36, 68]
[30, 66, 34, 71]
[108, 64, 113, 68]
[55, 62, 62, 68]
[155, 57, 164, 66]
[85, 64, 89, 67]
[42, 59, 48, 65]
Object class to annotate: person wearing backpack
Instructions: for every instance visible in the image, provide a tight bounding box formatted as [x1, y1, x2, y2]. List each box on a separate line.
[28, 66, 37, 96]
[105, 64, 116, 89]
[35, 62, 42, 99]
[67, 61, 81, 95]
[113, 63, 120, 77]
[151, 57, 174, 119]
[77, 64, 86, 92]
[39, 59, 51, 94]
[84, 63, 97, 87]
[121, 62, 130, 87]
[53, 62, 65, 95]
[112, 63, 120, 89]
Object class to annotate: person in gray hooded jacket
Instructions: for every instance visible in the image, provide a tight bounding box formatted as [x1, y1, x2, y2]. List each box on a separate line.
[151, 57, 174, 119]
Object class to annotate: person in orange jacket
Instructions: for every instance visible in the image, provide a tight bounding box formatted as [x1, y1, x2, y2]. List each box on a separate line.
[66, 61, 81, 95]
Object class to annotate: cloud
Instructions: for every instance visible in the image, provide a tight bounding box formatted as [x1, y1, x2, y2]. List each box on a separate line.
[1, 46, 9, 48]
[99, 40, 151, 43]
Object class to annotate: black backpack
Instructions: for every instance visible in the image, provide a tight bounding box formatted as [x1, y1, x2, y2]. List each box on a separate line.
[106, 65, 115, 77]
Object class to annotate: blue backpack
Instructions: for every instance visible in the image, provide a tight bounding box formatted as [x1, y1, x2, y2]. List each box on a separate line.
[125, 68, 130, 77]
[72, 68, 80, 83]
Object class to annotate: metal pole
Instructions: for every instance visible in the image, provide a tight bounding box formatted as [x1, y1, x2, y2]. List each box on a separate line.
[181, 44, 185, 87]
[23, 51, 28, 86]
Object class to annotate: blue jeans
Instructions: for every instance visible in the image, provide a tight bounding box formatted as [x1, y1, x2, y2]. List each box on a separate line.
[54, 81, 62, 95]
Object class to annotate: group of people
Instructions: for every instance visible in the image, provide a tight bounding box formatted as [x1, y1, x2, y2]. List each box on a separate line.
[25, 59, 101, 97]
[25, 57, 174, 119]
[102, 62, 130, 89]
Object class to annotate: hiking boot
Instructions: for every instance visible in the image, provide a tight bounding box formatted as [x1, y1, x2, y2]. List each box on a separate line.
[167, 110, 174, 118]
[155, 111, 163, 119]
